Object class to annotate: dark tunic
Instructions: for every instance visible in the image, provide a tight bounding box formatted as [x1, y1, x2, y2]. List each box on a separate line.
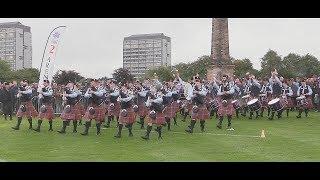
[0, 88, 14, 115]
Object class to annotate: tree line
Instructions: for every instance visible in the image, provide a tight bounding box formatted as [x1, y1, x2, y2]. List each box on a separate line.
[1, 49, 319, 85]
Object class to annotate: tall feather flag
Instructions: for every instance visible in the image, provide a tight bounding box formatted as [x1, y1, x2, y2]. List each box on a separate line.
[38, 26, 66, 92]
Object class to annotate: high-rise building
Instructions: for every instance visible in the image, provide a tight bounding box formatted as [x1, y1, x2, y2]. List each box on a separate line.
[123, 33, 171, 78]
[0, 22, 32, 71]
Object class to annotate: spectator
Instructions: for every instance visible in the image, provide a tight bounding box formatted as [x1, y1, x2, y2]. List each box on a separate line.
[0, 82, 15, 120]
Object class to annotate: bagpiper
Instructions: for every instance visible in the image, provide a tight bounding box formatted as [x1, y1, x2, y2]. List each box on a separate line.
[58, 82, 80, 133]
[12, 80, 38, 130]
[33, 79, 54, 132]
[259, 78, 272, 117]
[105, 80, 120, 128]
[216, 75, 235, 131]
[81, 79, 107, 136]
[141, 85, 165, 140]
[281, 80, 294, 117]
[185, 77, 210, 133]
[114, 83, 137, 138]
[135, 81, 149, 129]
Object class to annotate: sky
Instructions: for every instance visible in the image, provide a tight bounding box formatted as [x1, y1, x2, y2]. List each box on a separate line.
[0, 18, 320, 78]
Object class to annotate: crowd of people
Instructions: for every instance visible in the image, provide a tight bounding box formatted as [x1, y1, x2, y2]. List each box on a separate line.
[0, 69, 320, 140]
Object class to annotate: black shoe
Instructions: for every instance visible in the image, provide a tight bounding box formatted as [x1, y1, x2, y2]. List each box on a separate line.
[185, 129, 193, 133]
[296, 115, 301, 118]
[73, 130, 77, 133]
[141, 135, 149, 140]
[81, 132, 88, 136]
[58, 130, 66, 134]
[216, 125, 222, 129]
[140, 125, 145, 129]
[114, 134, 121, 138]
[158, 136, 163, 140]
[12, 126, 19, 130]
[48, 128, 53, 131]
[33, 128, 40, 132]
[103, 124, 110, 128]
[97, 132, 101, 135]
[129, 133, 133, 137]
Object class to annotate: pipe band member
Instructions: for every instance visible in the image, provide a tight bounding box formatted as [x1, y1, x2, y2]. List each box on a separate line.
[216, 75, 235, 131]
[58, 81, 80, 134]
[135, 82, 149, 129]
[296, 78, 313, 118]
[141, 86, 165, 140]
[281, 80, 294, 117]
[105, 80, 120, 128]
[114, 84, 136, 138]
[12, 79, 38, 130]
[34, 79, 54, 132]
[268, 70, 283, 120]
[81, 79, 107, 136]
[185, 78, 210, 133]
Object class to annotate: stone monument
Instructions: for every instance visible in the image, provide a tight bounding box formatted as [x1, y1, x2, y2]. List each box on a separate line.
[207, 18, 235, 81]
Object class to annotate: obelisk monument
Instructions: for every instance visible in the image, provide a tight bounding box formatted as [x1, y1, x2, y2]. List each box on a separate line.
[207, 18, 234, 81]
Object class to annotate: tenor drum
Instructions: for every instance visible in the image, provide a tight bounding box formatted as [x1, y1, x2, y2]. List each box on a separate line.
[231, 100, 240, 110]
[268, 98, 283, 112]
[242, 94, 251, 99]
[247, 99, 261, 111]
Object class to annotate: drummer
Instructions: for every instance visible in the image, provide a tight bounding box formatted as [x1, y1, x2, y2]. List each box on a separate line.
[232, 78, 243, 118]
[247, 75, 261, 119]
[240, 73, 252, 117]
[259, 78, 272, 117]
[296, 78, 313, 118]
[281, 80, 294, 117]
[268, 69, 284, 120]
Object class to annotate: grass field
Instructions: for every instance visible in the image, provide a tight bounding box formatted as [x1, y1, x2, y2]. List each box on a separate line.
[0, 112, 320, 162]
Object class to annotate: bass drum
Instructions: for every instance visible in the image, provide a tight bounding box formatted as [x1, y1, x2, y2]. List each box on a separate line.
[268, 98, 283, 112]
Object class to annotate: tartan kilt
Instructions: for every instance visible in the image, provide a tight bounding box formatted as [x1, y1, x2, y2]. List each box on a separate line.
[163, 103, 176, 119]
[119, 108, 136, 124]
[191, 105, 210, 121]
[75, 103, 85, 120]
[183, 101, 193, 113]
[137, 103, 148, 117]
[280, 97, 294, 109]
[303, 97, 314, 109]
[107, 102, 120, 117]
[84, 105, 106, 122]
[217, 100, 235, 117]
[60, 105, 79, 121]
[147, 111, 165, 125]
[172, 101, 181, 113]
[17, 101, 38, 118]
[38, 104, 54, 120]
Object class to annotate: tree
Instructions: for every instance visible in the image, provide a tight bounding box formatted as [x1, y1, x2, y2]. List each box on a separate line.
[0, 60, 11, 82]
[8, 68, 40, 83]
[112, 68, 134, 84]
[282, 53, 302, 78]
[233, 58, 256, 78]
[260, 49, 283, 78]
[145, 66, 174, 82]
[300, 54, 320, 77]
[53, 70, 84, 85]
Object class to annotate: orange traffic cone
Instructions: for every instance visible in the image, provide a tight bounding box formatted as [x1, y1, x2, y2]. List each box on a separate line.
[260, 129, 266, 138]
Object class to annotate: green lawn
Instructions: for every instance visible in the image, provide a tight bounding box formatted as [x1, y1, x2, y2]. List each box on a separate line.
[0, 112, 320, 161]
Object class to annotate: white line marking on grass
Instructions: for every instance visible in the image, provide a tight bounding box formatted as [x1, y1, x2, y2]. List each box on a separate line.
[0, 159, 7, 162]
[135, 130, 261, 138]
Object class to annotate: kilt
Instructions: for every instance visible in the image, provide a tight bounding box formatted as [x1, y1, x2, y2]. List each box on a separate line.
[137, 103, 148, 117]
[163, 103, 176, 119]
[84, 104, 106, 122]
[107, 102, 120, 117]
[17, 101, 38, 118]
[304, 97, 314, 109]
[147, 111, 165, 125]
[259, 96, 269, 108]
[60, 105, 80, 121]
[191, 105, 210, 121]
[183, 100, 193, 113]
[171, 101, 181, 113]
[280, 97, 294, 109]
[38, 103, 54, 120]
[74, 103, 85, 120]
[119, 108, 136, 124]
[217, 100, 235, 117]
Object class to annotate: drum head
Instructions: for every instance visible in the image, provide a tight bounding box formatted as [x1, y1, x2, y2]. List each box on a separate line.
[242, 95, 250, 99]
[231, 100, 238, 104]
[296, 96, 306, 100]
[247, 99, 258, 105]
[268, 98, 280, 105]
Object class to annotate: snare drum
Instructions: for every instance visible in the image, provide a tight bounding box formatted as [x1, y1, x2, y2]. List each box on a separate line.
[231, 100, 241, 110]
[247, 99, 261, 111]
[268, 98, 283, 112]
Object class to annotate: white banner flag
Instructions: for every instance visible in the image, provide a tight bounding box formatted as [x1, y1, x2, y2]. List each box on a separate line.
[38, 26, 66, 92]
